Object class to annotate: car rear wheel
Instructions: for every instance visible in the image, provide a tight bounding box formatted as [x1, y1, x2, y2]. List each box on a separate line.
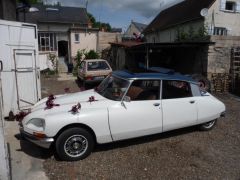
[199, 119, 217, 131]
[55, 127, 94, 161]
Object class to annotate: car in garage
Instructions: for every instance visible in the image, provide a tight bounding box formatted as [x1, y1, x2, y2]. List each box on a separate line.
[77, 59, 112, 85]
[19, 70, 226, 161]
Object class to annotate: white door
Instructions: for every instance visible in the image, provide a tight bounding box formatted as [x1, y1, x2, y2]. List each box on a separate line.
[14, 50, 38, 109]
[161, 80, 198, 132]
[109, 80, 162, 141]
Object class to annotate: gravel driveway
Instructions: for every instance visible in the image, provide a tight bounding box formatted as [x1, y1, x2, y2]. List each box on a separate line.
[41, 76, 240, 180]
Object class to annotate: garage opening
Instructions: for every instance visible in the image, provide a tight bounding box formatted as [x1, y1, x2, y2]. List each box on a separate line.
[230, 47, 240, 96]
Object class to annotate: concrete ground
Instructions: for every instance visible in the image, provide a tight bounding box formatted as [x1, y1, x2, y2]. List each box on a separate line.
[4, 121, 48, 180]
[0, 128, 9, 180]
[3, 74, 79, 180]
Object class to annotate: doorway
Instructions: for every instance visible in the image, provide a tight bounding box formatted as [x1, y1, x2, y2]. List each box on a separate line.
[58, 40, 68, 60]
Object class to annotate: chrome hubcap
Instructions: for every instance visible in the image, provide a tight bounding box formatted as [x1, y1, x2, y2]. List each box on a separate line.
[64, 135, 88, 158]
[203, 120, 215, 129]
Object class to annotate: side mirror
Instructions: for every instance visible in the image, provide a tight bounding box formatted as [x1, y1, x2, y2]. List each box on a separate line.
[123, 96, 131, 102]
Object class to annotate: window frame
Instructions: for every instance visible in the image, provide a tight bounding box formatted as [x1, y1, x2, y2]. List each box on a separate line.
[161, 80, 193, 100]
[213, 27, 228, 36]
[225, 1, 236, 12]
[125, 79, 161, 101]
[38, 32, 57, 52]
[74, 33, 80, 43]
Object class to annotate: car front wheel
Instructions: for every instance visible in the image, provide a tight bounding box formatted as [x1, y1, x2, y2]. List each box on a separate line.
[55, 127, 94, 161]
[199, 119, 217, 131]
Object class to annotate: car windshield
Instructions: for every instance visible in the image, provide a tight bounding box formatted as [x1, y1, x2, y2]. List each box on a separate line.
[95, 75, 130, 101]
[87, 61, 110, 71]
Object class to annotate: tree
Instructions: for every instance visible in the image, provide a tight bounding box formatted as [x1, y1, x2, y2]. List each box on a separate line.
[87, 12, 112, 32]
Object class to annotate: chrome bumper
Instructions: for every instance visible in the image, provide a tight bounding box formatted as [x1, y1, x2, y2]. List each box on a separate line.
[20, 128, 54, 149]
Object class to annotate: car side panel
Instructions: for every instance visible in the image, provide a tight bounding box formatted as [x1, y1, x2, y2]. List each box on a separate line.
[195, 95, 225, 124]
[44, 108, 113, 144]
[162, 97, 198, 132]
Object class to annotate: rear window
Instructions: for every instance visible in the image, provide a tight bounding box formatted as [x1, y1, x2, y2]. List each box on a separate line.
[87, 61, 110, 71]
[162, 80, 192, 99]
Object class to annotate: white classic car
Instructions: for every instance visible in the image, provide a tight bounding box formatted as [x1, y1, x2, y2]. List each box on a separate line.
[19, 70, 226, 161]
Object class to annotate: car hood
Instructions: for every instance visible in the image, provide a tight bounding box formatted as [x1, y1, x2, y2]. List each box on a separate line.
[29, 89, 108, 115]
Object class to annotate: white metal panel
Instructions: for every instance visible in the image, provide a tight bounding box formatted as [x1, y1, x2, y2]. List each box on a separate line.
[162, 97, 198, 132]
[0, 24, 12, 71]
[14, 50, 37, 109]
[9, 26, 35, 44]
[1, 72, 18, 116]
[0, 20, 40, 117]
[109, 100, 163, 141]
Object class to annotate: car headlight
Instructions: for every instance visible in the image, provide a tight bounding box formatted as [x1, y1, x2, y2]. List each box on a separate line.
[26, 118, 45, 131]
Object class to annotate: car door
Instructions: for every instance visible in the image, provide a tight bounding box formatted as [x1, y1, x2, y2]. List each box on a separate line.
[109, 80, 163, 141]
[161, 80, 198, 132]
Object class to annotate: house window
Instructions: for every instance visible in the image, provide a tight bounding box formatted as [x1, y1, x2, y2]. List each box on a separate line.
[213, 27, 228, 36]
[38, 33, 57, 51]
[225, 1, 236, 11]
[220, 0, 240, 12]
[75, 33, 80, 43]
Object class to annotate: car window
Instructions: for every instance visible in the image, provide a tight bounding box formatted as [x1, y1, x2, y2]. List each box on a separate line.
[162, 80, 192, 99]
[96, 75, 129, 101]
[87, 61, 110, 71]
[126, 80, 160, 101]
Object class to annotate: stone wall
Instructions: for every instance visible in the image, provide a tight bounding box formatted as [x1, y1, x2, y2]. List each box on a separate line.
[207, 35, 240, 78]
[207, 36, 240, 92]
[98, 32, 122, 52]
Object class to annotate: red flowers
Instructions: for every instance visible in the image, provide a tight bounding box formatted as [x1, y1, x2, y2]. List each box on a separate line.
[69, 103, 81, 114]
[45, 94, 60, 110]
[64, 88, 70, 93]
[88, 96, 98, 103]
[16, 111, 30, 122]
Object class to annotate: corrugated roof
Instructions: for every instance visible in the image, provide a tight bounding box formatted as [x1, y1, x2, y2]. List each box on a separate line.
[144, 0, 216, 34]
[19, 3, 88, 25]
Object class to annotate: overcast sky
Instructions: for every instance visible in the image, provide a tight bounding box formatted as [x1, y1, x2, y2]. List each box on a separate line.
[44, 0, 183, 31]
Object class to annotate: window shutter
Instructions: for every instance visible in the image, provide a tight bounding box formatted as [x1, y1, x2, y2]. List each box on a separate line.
[220, 0, 226, 10]
[236, 2, 240, 13]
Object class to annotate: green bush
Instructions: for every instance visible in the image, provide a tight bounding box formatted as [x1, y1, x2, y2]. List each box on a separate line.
[84, 50, 100, 59]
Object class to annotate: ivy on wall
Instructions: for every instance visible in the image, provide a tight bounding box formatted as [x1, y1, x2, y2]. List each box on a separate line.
[175, 25, 210, 42]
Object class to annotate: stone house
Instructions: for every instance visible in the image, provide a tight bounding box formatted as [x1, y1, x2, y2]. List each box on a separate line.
[123, 21, 147, 40]
[143, 0, 240, 93]
[18, 3, 89, 67]
[18, 3, 121, 72]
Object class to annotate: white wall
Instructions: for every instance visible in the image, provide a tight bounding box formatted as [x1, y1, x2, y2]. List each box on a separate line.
[145, 20, 204, 43]
[70, 30, 97, 58]
[205, 0, 240, 36]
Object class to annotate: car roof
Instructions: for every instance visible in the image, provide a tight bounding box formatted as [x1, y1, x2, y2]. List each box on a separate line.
[112, 70, 197, 83]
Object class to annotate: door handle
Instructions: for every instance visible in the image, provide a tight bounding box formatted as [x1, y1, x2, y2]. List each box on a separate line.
[190, 100, 195, 104]
[153, 103, 160, 106]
